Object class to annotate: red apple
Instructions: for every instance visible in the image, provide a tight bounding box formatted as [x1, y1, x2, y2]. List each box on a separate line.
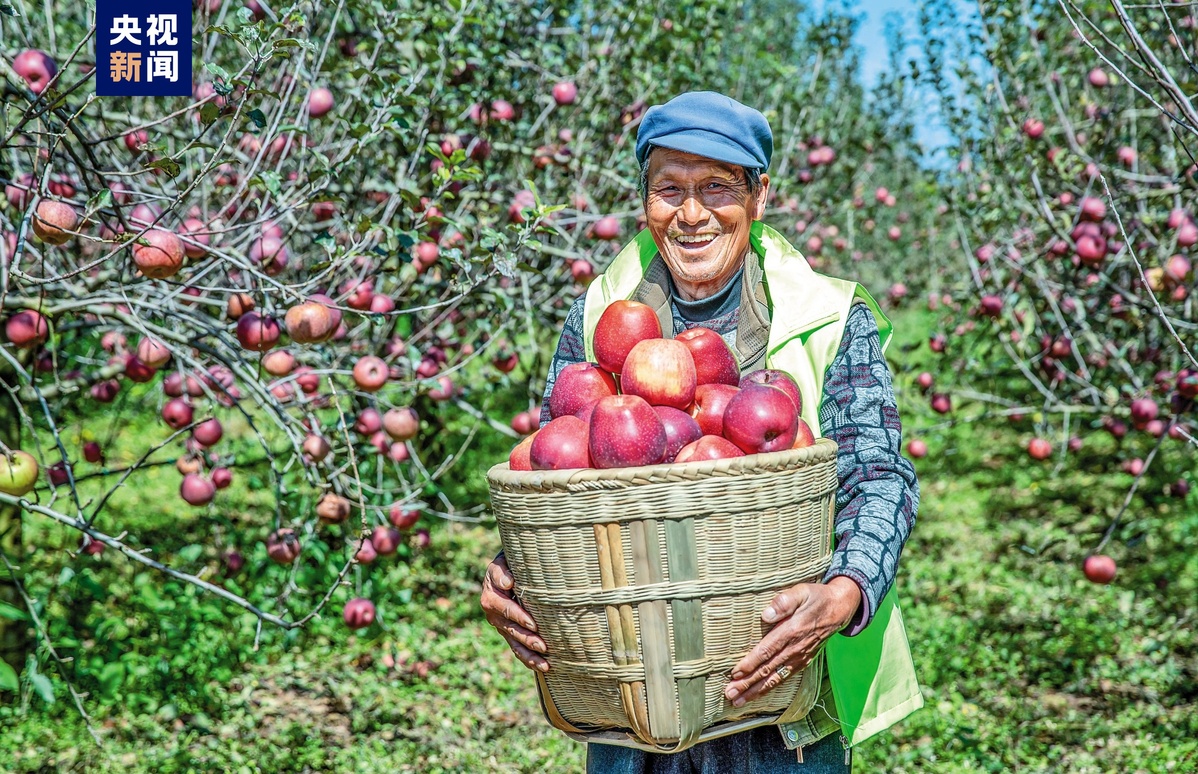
[193, 418, 223, 447]
[906, 439, 927, 458]
[653, 406, 703, 463]
[316, 493, 352, 524]
[690, 383, 740, 437]
[137, 337, 171, 368]
[226, 293, 255, 320]
[162, 398, 194, 429]
[593, 216, 621, 241]
[588, 395, 667, 469]
[511, 409, 539, 435]
[180, 218, 210, 258]
[343, 598, 376, 629]
[0, 450, 39, 496]
[674, 435, 745, 463]
[490, 99, 515, 121]
[509, 432, 536, 470]
[285, 300, 337, 343]
[739, 370, 802, 415]
[552, 81, 578, 105]
[1028, 438, 1052, 460]
[307, 87, 334, 117]
[303, 434, 331, 461]
[262, 350, 296, 376]
[621, 339, 697, 410]
[371, 526, 402, 555]
[123, 354, 157, 383]
[353, 356, 388, 391]
[530, 415, 590, 470]
[674, 327, 739, 386]
[593, 300, 663, 374]
[1083, 554, 1116, 584]
[5, 310, 49, 348]
[791, 418, 816, 449]
[354, 537, 378, 564]
[382, 407, 419, 441]
[82, 441, 104, 464]
[180, 474, 216, 506]
[132, 229, 185, 279]
[389, 504, 420, 529]
[266, 528, 301, 564]
[722, 384, 799, 454]
[548, 362, 617, 419]
[236, 312, 281, 352]
[12, 49, 57, 94]
[355, 408, 383, 435]
[212, 467, 232, 489]
[32, 200, 78, 245]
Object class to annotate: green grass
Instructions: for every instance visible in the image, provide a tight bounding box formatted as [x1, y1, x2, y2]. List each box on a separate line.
[2, 307, 1196, 772]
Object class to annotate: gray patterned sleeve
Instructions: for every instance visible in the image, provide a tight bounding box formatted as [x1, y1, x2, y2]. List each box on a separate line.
[818, 303, 920, 636]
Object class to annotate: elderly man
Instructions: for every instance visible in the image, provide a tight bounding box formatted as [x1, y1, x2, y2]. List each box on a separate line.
[481, 91, 922, 772]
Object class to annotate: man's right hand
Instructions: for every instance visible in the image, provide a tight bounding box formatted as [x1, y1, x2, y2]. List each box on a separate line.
[481, 551, 550, 673]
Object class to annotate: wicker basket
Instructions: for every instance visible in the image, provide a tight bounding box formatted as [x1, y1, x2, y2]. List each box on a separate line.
[486, 438, 838, 753]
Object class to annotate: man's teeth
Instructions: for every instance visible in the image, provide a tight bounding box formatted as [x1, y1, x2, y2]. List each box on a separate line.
[675, 234, 718, 244]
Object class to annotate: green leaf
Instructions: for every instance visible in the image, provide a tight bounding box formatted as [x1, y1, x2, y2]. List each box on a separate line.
[259, 170, 282, 197]
[85, 187, 113, 213]
[199, 102, 220, 125]
[204, 62, 230, 81]
[0, 601, 28, 621]
[0, 659, 16, 692]
[97, 661, 125, 697]
[57, 566, 75, 586]
[30, 672, 54, 705]
[176, 544, 203, 563]
[248, 108, 267, 129]
[145, 157, 181, 178]
[0, 2, 17, 16]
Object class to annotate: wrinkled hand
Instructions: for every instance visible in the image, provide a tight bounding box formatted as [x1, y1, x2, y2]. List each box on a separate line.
[723, 576, 861, 707]
[480, 551, 550, 673]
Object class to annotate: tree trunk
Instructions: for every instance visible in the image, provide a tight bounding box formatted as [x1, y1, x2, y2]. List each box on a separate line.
[0, 368, 29, 697]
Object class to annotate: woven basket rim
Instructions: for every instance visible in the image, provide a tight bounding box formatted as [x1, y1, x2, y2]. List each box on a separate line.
[487, 437, 837, 489]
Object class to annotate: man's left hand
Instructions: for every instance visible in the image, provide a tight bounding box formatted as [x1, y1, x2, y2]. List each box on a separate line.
[723, 576, 862, 707]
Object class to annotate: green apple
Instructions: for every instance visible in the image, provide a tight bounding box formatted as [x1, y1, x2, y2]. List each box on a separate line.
[0, 450, 39, 496]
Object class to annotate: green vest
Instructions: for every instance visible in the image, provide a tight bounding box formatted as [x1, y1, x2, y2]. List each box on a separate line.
[580, 221, 923, 749]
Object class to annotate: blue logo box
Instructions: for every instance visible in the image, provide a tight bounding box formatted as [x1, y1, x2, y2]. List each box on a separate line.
[96, 0, 193, 97]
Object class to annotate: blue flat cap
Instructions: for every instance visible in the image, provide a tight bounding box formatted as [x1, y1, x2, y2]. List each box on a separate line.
[635, 91, 773, 171]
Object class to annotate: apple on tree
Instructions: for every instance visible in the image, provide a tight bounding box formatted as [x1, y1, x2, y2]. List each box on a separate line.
[344, 598, 376, 630]
[0, 451, 39, 496]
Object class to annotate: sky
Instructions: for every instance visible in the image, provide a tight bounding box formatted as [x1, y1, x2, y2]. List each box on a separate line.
[814, 0, 959, 162]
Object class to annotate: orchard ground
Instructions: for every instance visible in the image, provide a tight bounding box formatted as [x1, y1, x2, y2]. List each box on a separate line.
[1, 306, 1194, 773]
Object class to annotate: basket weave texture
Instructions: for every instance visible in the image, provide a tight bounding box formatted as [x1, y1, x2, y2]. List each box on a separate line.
[486, 438, 838, 752]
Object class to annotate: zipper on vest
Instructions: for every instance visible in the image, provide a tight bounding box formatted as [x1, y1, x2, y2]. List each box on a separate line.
[841, 733, 850, 766]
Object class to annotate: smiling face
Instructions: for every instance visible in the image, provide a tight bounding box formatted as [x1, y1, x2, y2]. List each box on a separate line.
[643, 147, 770, 301]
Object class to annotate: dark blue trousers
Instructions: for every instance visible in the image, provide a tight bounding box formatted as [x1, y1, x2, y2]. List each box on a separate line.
[585, 727, 850, 773]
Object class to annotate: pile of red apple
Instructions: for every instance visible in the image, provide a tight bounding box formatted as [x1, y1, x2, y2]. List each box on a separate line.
[508, 300, 815, 471]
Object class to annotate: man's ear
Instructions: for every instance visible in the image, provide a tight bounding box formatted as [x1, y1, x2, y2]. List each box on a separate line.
[754, 173, 771, 220]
